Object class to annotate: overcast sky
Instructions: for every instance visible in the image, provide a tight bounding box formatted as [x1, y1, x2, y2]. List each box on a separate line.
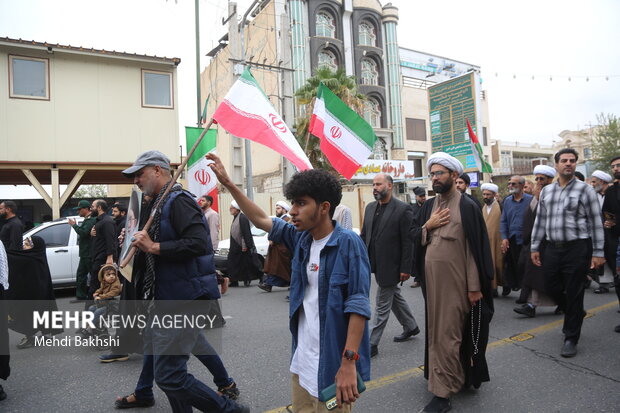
[1, 0, 619, 147]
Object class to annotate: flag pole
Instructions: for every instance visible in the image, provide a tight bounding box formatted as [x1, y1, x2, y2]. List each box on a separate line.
[120, 117, 216, 270]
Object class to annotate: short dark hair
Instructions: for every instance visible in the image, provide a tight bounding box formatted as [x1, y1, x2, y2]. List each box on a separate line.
[113, 203, 127, 213]
[284, 169, 342, 218]
[458, 173, 471, 186]
[204, 195, 213, 204]
[610, 155, 620, 165]
[554, 148, 579, 163]
[94, 199, 109, 212]
[574, 171, 585, 181]
[0, 200, 17, 213]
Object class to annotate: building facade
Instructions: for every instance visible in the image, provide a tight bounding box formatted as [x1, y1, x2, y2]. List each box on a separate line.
[0, 37, 181, 218]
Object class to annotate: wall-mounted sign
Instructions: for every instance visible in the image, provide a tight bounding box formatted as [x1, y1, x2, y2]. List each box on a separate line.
[351, 159, 415, 181]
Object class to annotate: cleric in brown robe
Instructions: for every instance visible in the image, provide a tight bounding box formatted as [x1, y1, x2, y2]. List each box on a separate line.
[480, 183, 504, 294]
[412, 152, 494, 413]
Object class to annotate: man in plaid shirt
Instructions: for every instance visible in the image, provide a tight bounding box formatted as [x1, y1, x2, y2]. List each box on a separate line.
[531, 148, 605, 358]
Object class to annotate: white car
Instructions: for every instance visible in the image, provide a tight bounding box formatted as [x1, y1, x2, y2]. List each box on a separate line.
[23, 216, 83, 286]
[214, 225, 269, 275]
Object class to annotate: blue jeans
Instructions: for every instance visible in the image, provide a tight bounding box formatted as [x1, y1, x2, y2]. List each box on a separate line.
[134, 334, 234, 399]
[87, 304, 107, 328]
[137, 317, 239, 413]
[263, 274, 290, 287]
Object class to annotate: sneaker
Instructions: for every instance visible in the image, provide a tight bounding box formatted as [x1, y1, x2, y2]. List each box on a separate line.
[514, 304, 536, 318]
[99, 353, 129, 363]
[0, 384, 6, 401]
[16, 336, 35, 349]
[257, 283, 272, 292]
[218, 382, 240, 400]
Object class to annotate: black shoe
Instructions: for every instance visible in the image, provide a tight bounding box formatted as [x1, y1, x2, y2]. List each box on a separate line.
[218, 381, 240, 400]
[614, 324, 620, 333]
[423, 396, 451, 413]
[99, 353, 129, 363]
[501, 287, 511, 296]
[115, 393, 155, 409]
[560, 340, 577, 358]
[554, 306, 564, 315]
[257, 283, 272, 292]
[370, 344, 378, 358]
[492, 288, 498, 298]
[393, 327, 420, 342]
[0, 385, 6, 401]
[594, 286, 609, 294]
[514, 304, 536, 318]
[243, 280, 251, 287]
[16, 336, 35, 349]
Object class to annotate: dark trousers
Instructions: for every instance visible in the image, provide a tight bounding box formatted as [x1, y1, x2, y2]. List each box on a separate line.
[505, 236, 524, 289]
[542, 239, 591, 343]
[75, 257, 91, 299]
[140, 316, 239, 413]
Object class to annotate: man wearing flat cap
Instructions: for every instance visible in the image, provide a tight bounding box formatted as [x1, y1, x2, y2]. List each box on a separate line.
[68, 200, 97, 301]
[120, 150, 249, 413]
[412, 152, 493, 413]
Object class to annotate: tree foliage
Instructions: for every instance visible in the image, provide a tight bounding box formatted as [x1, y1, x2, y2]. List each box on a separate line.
[294, 67, 366, 173]
[591, 113, 620, 172]
[72, 184, 107, 198]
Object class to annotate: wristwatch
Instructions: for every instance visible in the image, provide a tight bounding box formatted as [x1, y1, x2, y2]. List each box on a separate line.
[342, 349, 360, 361]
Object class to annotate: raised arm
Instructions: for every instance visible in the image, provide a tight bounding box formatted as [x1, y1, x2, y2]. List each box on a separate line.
[206, 153, 272, 232]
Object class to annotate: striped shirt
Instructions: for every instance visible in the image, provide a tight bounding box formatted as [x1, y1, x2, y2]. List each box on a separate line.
[531, 177, 604, 257]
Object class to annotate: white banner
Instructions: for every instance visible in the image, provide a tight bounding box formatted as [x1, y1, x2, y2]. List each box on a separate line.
[350, 159, 415, 181]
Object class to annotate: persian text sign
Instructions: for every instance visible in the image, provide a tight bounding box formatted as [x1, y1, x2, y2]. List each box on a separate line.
[428, 72, 480, 172]
[351, 159, 415, 180]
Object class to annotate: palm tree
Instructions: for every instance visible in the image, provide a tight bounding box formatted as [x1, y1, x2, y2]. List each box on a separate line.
[294, 67, 366, 173]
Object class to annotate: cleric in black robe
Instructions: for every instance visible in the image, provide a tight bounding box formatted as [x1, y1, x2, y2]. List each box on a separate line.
[412, 154, 494, 408]
[6, 236, 63, 348]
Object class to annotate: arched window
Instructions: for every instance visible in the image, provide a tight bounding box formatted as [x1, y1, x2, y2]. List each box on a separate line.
[318, 50, 338, 72]
[359, 21, 376, 46]
[361, 58, 379, 85]
[372, 138, 387, 160]
[364, 98, 381, 128]
[316, 12, 336, 38]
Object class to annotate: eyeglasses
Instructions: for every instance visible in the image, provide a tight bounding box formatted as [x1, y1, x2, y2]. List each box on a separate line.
[428, 171, 447, 178]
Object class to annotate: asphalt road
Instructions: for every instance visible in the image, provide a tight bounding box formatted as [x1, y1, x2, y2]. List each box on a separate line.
[2, 281, 620, 413]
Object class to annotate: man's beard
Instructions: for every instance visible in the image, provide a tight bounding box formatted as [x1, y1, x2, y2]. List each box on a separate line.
[373, 189, 388, 201]
[614, 171, 620, 180]
[508, 188, 520, 195]
[275, 211, 283, 218]
[483, 198, 493, 205]
[433, 180, 453, 194]
[0, 213, 5, 219]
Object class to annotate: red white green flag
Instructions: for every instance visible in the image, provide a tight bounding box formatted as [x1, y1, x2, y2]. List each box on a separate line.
[213, 68, 312, 171]
[185, 127, 219, 212]
[466, 119, 493, 173]
[308, 83, 377, 180]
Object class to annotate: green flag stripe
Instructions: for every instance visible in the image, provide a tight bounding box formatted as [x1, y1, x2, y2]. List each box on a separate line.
[185, 127, 218, 168]
[318, 83, 376, 147]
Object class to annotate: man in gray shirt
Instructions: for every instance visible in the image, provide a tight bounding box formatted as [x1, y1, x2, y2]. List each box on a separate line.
[531, 148, 605, 358]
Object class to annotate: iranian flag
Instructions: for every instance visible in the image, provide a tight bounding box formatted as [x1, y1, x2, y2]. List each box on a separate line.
[213, 68, 312, 171]
[466, 119, 493, 173]
[308, 83, 377, 180]
[185, 126, 219, 212]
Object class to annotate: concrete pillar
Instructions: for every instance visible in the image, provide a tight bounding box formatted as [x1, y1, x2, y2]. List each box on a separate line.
[382, 4, 404, 151]
[51, 168, 60, 219]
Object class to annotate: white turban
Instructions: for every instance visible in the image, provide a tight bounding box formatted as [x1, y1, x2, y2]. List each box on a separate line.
[427, 152, 464, 175]
[480, 183, 498, 193]
[533, 165, 556, 178]
[230, 200, 240, 210]
[275, 200, 290, 211]
[591, 170, 612, 183]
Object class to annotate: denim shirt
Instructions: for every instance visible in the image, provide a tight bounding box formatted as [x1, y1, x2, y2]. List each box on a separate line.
[269, 218, 371, 392]
[500, 193, 533, 245]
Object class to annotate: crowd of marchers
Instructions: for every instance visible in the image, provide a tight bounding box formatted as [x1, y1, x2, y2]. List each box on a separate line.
[0, 149, 618, 413]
